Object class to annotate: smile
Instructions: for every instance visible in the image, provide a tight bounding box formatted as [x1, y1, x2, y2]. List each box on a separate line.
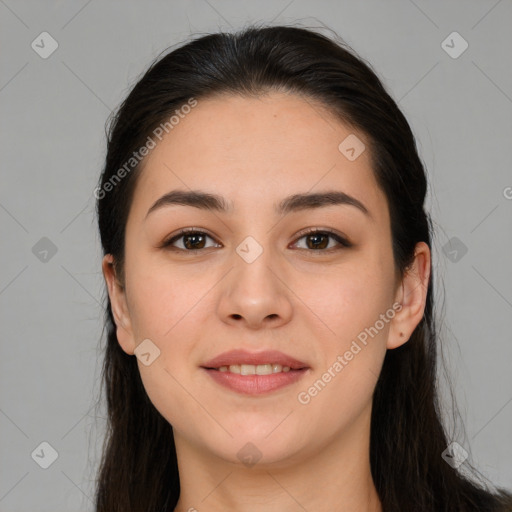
[217, 363, 291, 375]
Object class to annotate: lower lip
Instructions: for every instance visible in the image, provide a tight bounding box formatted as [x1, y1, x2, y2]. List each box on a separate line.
[202, 368, 309, 395]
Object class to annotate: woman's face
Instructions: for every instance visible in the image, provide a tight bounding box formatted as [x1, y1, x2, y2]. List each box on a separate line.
[105, 91, 422, 467]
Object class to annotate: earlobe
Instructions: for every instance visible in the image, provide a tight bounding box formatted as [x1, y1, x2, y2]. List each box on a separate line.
[387, 242, 431, 350]
[101, 254, 136, 355]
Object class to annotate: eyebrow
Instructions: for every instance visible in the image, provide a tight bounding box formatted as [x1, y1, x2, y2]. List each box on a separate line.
[145, 189, 372, 220]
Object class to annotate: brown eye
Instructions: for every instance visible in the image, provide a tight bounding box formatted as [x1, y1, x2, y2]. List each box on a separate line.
[292, 229, 351, 252]
[160, 228, 351, 254]
[162, 229, 220, 251]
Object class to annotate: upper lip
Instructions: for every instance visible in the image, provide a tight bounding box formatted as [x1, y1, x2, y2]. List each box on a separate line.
[202, 349, 309, 370]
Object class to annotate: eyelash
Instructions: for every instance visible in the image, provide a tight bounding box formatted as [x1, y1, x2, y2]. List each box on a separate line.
[160, 227, 352, 254]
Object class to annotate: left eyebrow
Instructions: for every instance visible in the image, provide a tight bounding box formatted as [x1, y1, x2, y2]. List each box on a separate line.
[277, 190, 372, 219]
[145, 189, 372, 221]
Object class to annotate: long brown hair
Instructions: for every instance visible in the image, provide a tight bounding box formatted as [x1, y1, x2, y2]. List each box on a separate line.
[94, 24, 512, 511]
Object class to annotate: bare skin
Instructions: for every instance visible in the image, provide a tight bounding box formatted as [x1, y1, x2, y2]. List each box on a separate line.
[102, 91, 430, 512]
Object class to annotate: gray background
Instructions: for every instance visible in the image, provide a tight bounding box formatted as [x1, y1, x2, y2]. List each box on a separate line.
[1, 0, 511, 510]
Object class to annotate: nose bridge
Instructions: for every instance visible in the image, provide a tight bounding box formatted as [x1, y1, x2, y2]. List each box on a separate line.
[216, 229, 293, 328]
[232, 232, 279, 293]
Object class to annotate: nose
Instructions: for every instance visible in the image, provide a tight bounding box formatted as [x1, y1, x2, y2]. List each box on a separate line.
[216, 246, 293, 330]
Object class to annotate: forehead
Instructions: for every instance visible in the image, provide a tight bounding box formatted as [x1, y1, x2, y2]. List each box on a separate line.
[131, 92, 388, 221]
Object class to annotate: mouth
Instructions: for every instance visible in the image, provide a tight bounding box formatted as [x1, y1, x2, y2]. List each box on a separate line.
[202, 348, 309, 371]
[200, 349, 310, 395]
[204, 363, 304, 375]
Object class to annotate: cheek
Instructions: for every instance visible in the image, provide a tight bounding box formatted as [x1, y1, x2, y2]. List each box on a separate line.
[125, 261, 211, 430]
[293, 260, 393, 346]
[295, 285, 391, 436]
[292, 254, 393, 409]
[125, 255, 210, 340]
[124, 257, 212, 406]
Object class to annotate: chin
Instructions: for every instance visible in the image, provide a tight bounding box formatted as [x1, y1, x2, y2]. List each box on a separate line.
[208, 428, 311, 468]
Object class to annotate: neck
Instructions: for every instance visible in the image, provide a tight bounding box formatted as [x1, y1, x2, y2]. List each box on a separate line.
[172, 404, 382, 512]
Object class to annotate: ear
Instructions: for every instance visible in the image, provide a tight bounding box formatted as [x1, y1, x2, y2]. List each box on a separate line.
[102, 254, 136, 355]
[387, 241, 431, 350]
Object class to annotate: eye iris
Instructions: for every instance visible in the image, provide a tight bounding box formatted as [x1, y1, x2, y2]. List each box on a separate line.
[307, 233, 329, 250]
[183, 233, 206, 250]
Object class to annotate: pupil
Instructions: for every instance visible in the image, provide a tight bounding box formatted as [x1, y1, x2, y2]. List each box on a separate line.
[184, 234, 205, 250]
[308, 234, 328, 250]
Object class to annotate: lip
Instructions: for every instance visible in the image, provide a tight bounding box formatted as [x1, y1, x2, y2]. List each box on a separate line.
[203, 367, 309, 395]
[201, 349, 310, 396]
[201, 349, 309, 370]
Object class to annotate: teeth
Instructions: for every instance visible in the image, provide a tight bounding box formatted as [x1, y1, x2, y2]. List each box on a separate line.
[216, 364, 292, 375]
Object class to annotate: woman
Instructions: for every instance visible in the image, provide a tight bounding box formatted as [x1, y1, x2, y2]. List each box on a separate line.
[94, 24, 512, 511]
